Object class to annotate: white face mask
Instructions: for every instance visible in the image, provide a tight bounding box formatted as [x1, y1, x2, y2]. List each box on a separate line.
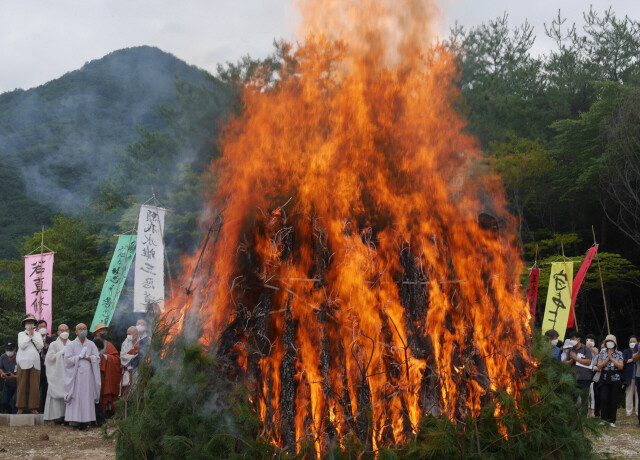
[551, 339, 559, 346]
[586, 340, 595, 347]
[59, 332, 69, 340]
[606, 341, 615, 349]
[631, 342, 637, 350]
[25, 324, 34, 331]
[5, 351, 14, 358]
[569, 340, 578, 347]
[38, 328, 47, 336]
[136, 325, 146, 334]
[127, 334, 133, 341]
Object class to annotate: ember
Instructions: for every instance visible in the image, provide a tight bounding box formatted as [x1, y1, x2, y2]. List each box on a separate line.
[166, 0, 530, 454]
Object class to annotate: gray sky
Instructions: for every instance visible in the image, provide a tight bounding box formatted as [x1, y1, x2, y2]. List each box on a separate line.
[0, 0, 637, 93]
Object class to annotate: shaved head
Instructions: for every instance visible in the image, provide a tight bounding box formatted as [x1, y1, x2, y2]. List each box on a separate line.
[58, 324, 69, 333]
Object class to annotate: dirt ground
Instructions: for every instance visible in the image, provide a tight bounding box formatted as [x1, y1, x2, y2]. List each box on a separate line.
[0, 423, 115, 459]
[0, 409, 639, 459]
[593, 409, 640, 459]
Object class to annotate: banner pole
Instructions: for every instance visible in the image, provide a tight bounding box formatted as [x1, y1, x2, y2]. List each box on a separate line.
[592, 226, 610, 334]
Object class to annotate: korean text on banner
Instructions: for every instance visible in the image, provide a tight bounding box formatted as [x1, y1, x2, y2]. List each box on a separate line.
[25, 253, 54, 335]
[134, 205, 166, 313]
[527, 268, 540, 318]
[567, 245, 599, 328]
[541, 262, 574, 341]
[90, 235, 137, 332]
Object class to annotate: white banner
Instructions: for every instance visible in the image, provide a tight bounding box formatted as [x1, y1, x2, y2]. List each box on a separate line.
[133, 205, 166, 313]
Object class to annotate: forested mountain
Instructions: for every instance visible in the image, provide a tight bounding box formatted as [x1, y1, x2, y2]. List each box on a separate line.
[0, 46, 206, 215]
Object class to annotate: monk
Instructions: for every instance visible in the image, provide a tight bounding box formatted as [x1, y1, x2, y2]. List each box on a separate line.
[64, 323, 101, 430]
[44, 324, 70, 423]
[93, 322, 121, 418]
[119, 326, 139, 396]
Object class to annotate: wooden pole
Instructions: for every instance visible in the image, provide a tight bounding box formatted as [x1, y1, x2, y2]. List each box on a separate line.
[592, 226, 610, 334]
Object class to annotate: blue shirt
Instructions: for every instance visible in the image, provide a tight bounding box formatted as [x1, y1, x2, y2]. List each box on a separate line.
[0, 353, 18, 389]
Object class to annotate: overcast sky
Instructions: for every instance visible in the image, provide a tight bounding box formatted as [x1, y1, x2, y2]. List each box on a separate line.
[0, 0, 637, 93]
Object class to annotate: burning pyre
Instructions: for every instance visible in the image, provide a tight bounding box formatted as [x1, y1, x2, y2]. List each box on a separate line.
[166, 0, 530, 454]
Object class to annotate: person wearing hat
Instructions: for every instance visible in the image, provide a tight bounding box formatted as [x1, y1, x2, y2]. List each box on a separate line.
[596, 334, 624, 427]
[0, 342, 18, 413]
[16, 314, 44, 414]
[92, 322, 121, 421]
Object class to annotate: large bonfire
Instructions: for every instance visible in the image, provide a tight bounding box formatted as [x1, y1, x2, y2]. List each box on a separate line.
[166, 0, 530, 453]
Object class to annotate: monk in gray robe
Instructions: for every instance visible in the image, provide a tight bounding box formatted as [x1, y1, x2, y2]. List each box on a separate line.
[64, 323, 101, 430]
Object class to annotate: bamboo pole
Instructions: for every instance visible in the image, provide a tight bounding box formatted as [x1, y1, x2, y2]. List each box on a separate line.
[592, 226, 610, 334]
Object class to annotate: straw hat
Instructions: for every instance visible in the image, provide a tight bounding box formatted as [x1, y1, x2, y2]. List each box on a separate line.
[21, 314, 37, 326]
[605, 334, 617, 347]
[92, 322, 110, 334]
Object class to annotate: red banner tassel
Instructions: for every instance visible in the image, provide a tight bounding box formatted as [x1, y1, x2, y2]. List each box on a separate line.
[527, 267, 540, 318]
[567, 245, 599, 328]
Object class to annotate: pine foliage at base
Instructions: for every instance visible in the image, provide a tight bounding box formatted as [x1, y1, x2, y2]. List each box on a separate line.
[111, 332, 600, 459]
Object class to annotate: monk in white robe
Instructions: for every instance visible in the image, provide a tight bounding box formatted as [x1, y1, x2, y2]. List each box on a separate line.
[44, 324, 70, 422]
[64, 323, 101, 429]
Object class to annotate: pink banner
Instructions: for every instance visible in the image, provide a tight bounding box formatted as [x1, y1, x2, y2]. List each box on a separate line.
[25, 253, 54, 335]
[567, 245, 598, 329]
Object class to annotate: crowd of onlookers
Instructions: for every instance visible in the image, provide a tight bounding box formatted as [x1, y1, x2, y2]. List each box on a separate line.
[546, 329, 640, 427]
[0, 314, 149, 429]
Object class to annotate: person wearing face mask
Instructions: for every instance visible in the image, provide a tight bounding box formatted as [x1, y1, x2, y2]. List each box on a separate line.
[44, 324, 69, 423]
[623, 335, 638, 417]
[92, 323, 121, 421]
[544, 329, 562, 360]
[596, 334, 624, 427]
[563, 331, 594, 390]
[16, 314, 44, 414]
[0, 342, 18, 414]
[130, 319, 150, 372]
[36, 319, 55, 413]
[585, 334, 599, 417]
[119, 326, 139, 396]
[63, 323, 101, 430]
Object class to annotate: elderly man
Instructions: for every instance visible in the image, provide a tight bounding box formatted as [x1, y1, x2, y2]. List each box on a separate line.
[16, 314, 44, 414]
[120, 326, 139, 396]
[64, 323, 101, 430]
[0, 342, 18, 414]
[130, 319, 150, 371]
[44, 324, 69, 423]
[93, 322, 121, 420]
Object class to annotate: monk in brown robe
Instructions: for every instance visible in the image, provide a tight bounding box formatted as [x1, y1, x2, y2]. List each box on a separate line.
[92, 323, 122, 416]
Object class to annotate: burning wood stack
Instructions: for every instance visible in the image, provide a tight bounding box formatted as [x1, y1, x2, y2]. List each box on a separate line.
[165, 0, 531, 455]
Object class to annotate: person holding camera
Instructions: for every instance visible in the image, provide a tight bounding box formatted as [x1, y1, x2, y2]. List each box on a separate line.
[16, 314, 44, 414]
[0, 342, 18, 413]
[596, 334, 624, 427]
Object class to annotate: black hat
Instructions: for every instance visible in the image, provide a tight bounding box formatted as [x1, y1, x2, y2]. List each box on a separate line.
[5, 342, 16, 350]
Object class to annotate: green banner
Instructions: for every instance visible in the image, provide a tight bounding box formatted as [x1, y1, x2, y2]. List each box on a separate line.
[90, 235, 137, 332]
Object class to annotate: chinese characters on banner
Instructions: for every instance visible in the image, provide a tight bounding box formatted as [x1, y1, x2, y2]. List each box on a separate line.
[134, 205, 166, 313]
[541, 262, 574, 341]
[527, 268, 540, 318]
[90, 235, 137, 332]
[24, 253, 54, 335]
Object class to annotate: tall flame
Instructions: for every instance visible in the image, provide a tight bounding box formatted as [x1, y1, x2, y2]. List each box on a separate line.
[166, 0, 530, 453]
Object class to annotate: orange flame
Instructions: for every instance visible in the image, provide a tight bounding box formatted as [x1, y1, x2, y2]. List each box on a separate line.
[165, 0, 530, 453]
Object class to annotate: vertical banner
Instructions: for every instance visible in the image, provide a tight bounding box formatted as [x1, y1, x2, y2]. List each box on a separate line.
[134, 205, 166, 313]
[541, 262, 574, 341]
[527, 268, 540, 318]
[90, 235, 137, 332]
[567, 245, 599, 328]
[25, 253, 54, 335]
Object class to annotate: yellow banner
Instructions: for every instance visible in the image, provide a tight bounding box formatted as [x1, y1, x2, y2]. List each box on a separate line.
[541, 262, 574, 341]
